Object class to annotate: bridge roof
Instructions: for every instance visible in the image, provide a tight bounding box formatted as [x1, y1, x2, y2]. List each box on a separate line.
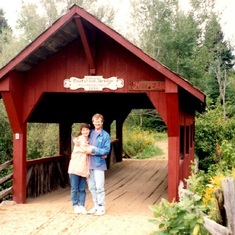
[0, 4, 205, 112]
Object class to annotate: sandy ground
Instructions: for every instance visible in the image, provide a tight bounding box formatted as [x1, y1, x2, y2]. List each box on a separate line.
[0, 140, 168, 235]
[0, 194, 158, 235]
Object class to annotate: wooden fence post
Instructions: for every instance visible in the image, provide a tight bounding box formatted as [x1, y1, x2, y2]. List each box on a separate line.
[222, 177, 235, 234]
[203, 216, 230, 235]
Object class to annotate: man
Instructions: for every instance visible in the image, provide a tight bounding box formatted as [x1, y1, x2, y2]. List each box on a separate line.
[86, 113, 111, 216]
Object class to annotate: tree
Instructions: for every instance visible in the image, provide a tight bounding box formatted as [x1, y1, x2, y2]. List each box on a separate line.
[131, 0, 235, 99]
[16, 2, 48, 42]
[0, 8, 10, 33]
[0, 8, 12, 53]
[130, 0, 206, 89]
[0, 9, 14, 157]
[203, 14, 235, 119]
[16, 0, 116, 43]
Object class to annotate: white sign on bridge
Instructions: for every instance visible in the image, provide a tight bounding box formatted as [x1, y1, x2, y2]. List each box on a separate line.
[64, 76, 124, 91]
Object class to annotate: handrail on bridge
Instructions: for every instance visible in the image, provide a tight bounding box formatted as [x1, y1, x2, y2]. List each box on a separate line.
[0, 159, 13, 201]
[0, 139, 120, 201]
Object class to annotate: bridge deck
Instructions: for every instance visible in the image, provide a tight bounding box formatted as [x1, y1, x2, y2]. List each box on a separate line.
[1, 159, 168, 235]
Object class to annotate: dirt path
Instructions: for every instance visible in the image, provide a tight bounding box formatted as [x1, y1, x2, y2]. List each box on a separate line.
[0, 140, 168, 235]
[155, 139, 168, 159]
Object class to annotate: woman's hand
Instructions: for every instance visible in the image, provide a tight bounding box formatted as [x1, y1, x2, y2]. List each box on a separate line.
[85, 149, 93, 155]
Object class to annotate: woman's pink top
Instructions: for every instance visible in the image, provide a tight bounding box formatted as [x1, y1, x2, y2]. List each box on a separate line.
[68, 135, 93, 178]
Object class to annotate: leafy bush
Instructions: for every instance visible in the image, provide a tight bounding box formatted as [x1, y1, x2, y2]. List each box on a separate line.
[195, 107, 235, 171]
[27, 123, 58, 159]
[0, 100, 12, 164]
[123, 127, 166, 159]
[149, 191, 209, 235]
[150, 131, 235, 234]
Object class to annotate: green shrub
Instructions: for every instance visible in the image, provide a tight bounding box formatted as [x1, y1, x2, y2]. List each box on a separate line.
[123, 127, 165, 159]
[0, 100, 12, 164]
[27, 123, 58, 159]
[150, 134, 235, 235]
[149, 193, 209, 235]
[195, 107, 235, 171]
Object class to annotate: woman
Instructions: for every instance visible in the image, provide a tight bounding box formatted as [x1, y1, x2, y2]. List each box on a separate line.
[68, 123, 95, 214]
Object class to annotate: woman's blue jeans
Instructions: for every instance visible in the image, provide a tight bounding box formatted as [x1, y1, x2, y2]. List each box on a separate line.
[69, 174, 87, 206]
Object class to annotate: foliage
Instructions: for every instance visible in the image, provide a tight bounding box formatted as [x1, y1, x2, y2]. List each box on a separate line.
[202, 13, 235, 119]
[15, 0, 115, 43]
[0, 9, 29, 68]
[0, 100, 12, 164]
[194, 106, 235, 171]
[0, 101, 59, 161]
[130, 0, 235, 105]
[197, 139, 235, 222]
[16, 2, 49, 42]
[0, 0, 116, 68]
[125, 109, 166, 132]
[0, 101, 13, 199]
[0, 8, 11, 36]
[123, 126, 166, 159]
[0, 9, 18, 67]
[130, 0, 207, 89]
[149, 192, 209, 235]
[150, 130, 235, 234]
[0, 8, 9, 32]
[27, 123, 59, 159]
[195, 108, 223, 170]
[137, 145, 162, 159]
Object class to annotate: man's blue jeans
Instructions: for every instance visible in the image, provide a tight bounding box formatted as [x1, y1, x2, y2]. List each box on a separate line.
[69, 174, 87, 206]
[88, 169, 105, 208]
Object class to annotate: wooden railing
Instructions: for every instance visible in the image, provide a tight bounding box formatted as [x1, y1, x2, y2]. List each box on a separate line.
[26, 140, 120, 198]
[27, 155, 68, 198]
[0, 139, 120, 200]
[0, 159, 13, 201]
[106, 139, 120, 168]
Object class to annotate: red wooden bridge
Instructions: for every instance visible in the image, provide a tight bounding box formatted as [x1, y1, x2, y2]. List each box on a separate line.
[0, 4, 206, 204]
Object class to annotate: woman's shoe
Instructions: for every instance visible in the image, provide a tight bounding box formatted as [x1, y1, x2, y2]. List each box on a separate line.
[79, 206, 87, 215]
[74, 205, 81, 214]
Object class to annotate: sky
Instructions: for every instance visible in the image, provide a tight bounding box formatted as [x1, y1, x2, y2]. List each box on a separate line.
[0, 0, 234, 48]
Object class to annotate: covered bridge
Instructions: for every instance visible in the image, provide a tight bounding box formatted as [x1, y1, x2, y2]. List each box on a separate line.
[0, 4, 206, 204]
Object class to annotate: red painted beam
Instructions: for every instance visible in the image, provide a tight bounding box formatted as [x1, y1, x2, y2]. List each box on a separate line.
[13, 129, 27, 204]
[74, 16, 95, 75]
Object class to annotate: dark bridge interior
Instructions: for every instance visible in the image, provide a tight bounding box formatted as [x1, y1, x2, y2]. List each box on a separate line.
[28, 92, 155, 124]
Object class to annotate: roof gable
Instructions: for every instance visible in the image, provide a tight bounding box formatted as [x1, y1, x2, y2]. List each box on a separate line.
[0, 4, 205, 103]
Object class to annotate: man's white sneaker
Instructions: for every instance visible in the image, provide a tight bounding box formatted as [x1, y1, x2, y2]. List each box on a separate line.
[79, 206, 87, 215]
[74, 205, 81, 214]
[87, 207, 97, 214]
[94, 207, 105, 216]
